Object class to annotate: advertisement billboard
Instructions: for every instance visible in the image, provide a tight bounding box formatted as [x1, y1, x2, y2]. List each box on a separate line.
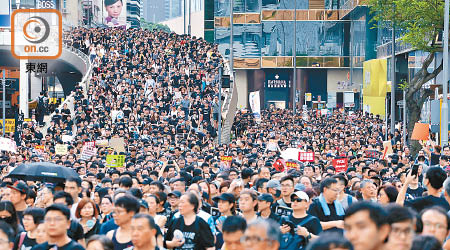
[0, 0, 11, 28]
[102, 0, 126, 28]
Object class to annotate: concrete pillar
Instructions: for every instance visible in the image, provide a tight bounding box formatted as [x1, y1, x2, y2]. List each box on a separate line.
[235, 69, 248, 109]
[19, 59, 29, 118]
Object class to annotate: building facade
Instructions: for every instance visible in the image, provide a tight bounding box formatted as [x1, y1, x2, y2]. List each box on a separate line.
[210, 0, 377, 110]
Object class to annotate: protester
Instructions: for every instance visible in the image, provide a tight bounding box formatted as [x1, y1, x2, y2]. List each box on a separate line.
[343, 202, 390, 250]
[130, 214, 158, 250]
[242, 218, 280, 250]
[221, 216, 246, 250]
[0, 221, 15, 250]
[417, 206, 450, 245]
[4, 25, 450, 250]
[31, 204, 84, 249]
[384, 204, 415, 250]
[86, 235, 114, 250]
[164, 192, 214, 250]
[13, 207, 45, 250]
[306, 232, 353, 250]
[307, 178, 344, 232]
[106, 195, 140, 249]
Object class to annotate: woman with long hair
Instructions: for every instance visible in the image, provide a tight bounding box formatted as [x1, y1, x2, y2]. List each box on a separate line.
[0, 200, 22, 235]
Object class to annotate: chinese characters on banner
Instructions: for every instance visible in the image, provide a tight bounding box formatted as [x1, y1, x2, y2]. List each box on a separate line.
[333, 158, 348, 173]
[106, 155, 125, 167]
[286, 162, 298, 169]
[298, 152, 314, 162]
[220, 156, 232, 170]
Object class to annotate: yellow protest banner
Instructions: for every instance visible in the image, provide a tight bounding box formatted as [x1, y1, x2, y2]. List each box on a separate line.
[0, 119, 15, 133]
[55, 144, 68, 155]
[106, 155, 125, 167]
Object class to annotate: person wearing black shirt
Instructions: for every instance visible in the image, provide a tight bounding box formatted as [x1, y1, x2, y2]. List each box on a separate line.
[31, 204, 84, 250]
[307, 178, 345, 232]
[256, 194, 280, 223]
[285, 191, 322, 241]
[164, 192, 214, 250]
[398, 167, 450, 213]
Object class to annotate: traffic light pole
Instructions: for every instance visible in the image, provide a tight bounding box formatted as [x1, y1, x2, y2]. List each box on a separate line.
[218, 65, 223, 145]
[2, 69, 5, 136]
[441, 0, 449, 145]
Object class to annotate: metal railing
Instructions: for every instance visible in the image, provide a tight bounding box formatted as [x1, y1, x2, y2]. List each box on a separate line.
[41, 44, 92, 135]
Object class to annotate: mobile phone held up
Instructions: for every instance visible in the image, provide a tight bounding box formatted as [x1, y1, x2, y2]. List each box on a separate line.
[411, 164, 419, 177]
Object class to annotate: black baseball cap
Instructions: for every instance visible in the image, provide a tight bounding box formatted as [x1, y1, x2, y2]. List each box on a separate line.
[212, 193, 235, 203]
[257, 193, 274, 203]
[7, 181, 29, 194]
[168, 190, 182, 198]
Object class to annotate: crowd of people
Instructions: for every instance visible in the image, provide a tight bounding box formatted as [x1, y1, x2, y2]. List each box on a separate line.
[0, 27, 449, 250]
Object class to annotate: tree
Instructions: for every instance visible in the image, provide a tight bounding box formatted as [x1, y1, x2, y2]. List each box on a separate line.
[367, 0, 446, 155]
[140, 18, 171, 33]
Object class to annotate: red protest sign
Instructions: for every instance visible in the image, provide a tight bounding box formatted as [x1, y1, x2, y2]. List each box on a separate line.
[333, 158, 348, 173]
[365, 150, 381, 159]
[273, 158, 285, 172]
[298, 152, 315, 162]
[83, 141, 96, 148]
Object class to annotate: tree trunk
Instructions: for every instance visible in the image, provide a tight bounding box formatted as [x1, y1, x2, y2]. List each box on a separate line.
[405, 52, 442, 157]
[406, 97, 422, 156]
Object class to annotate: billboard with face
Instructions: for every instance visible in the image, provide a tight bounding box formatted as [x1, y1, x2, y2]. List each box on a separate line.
[103, 0, 126, 28]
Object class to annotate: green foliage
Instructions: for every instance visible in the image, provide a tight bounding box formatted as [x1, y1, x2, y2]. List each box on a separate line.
[140, 18, 171, 33]
[367, 0, 445, 52]
[398, 80, 409, 91]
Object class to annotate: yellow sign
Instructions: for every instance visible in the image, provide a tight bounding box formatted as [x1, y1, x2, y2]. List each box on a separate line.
[0, 119, 15, 133]
[363, 59, 388, 118]
[305, 93, 312, 102]
[106, 155, 125, 167]
[55, 144, 68, 155]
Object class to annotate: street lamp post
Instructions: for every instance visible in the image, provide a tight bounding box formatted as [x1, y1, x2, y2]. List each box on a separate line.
[441, 0, 449, 145]
[2, 70, 5, 136]
[230, 0, 234, 74]
[390, 15, 396, 135]
[293, 0, 297, 115]
[188, 0, 191, 35]
[218, 65, 223, 145]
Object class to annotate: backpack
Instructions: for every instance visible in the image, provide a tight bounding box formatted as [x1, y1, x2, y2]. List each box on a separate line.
[279, 215, 315, 250]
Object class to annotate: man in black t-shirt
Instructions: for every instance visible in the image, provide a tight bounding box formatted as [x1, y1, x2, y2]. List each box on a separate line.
[31, 204, 84, 250]
[257, 194, 280, 223]
[399, 167, 450, 213]
[307, 178, 345, 232]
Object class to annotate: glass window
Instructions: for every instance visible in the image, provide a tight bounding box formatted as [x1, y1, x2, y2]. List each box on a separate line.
[262, 21, 346, 57]
[245, 0, 260, 12]
[215, 0, 231, 16]
[232, 24, 262, 58]
[262, 0, 309, 10]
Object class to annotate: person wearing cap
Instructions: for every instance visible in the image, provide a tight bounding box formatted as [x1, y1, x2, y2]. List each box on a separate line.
[7, 181, 29, 224]
[213, 193, 235, 230]
[266, 179, 281, 202]
[280, 191, 322, 242]
[167, 191, 181, 215]
[257, 193, 280, 223]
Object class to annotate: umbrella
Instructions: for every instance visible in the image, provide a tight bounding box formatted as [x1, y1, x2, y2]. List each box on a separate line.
[8, 162, 79, 183]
